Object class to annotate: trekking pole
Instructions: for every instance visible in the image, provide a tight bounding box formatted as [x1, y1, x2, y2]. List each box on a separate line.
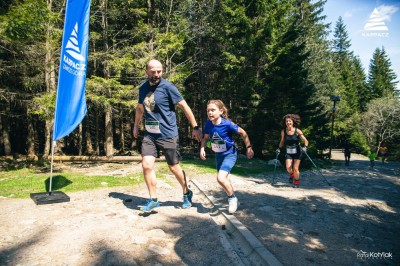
[301, 147, 331, 186]
[272, 149, 280, 184]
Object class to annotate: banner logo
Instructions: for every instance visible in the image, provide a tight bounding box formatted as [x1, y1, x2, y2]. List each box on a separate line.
[362, 5, 399, 38]
[62, 22, 87, 76]
[65, 23, 85, 61]
[364, 8, 388, 31]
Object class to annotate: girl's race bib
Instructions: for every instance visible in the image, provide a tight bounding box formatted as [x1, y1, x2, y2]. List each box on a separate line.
[211, 140, 227, 153]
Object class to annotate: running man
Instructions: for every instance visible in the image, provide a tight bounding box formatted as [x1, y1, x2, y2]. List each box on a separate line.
[133, 59, 202, 212]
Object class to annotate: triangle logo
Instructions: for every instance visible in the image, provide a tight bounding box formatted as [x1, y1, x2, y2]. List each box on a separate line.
[212, 132, 223, 141]
[65, 23, 85, 61]
[364, 8, 389, 31]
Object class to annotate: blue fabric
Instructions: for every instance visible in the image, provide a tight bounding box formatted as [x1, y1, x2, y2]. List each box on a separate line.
[53, 0, 91, 141]
[203, 118, 239, 156]
[216, 150, 237, 172]
[138, 79, 184, 139]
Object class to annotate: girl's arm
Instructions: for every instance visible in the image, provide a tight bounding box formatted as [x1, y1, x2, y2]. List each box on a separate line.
[238, 127, 254, 159]
[200, 134, 210, 160]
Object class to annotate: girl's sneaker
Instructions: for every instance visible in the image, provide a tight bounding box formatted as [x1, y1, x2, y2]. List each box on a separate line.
[228, 196, 239, 214]
[293, 179, 300, 188]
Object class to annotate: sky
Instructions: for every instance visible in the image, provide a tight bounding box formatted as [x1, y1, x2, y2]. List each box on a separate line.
[322, 0, 400, 88]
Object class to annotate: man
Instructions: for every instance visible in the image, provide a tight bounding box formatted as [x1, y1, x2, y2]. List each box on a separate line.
[379, 146, 388, 164]
[133, 59, 202, 212]
[344, 141, 351, 166]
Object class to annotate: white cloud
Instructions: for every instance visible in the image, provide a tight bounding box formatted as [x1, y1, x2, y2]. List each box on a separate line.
[344, 11, 353, 18]
[376, 4, 399, 21]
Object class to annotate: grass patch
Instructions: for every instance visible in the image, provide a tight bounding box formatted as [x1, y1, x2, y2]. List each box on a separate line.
[0, 167, 143, 199]
[0, 154, 332, 199]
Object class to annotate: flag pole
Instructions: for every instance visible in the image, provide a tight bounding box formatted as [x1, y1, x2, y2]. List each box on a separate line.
[30, 140, 70, 204]
[48, 140, 56, 195]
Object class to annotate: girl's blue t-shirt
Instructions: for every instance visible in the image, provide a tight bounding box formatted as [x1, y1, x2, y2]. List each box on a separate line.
[203, 117, 239, 156]
[138, 78, 184, 139]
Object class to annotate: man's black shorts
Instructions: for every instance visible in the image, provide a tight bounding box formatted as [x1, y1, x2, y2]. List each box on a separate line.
[141, 135, 181, 165]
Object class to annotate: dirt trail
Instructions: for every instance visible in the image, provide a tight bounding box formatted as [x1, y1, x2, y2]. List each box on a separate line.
[0, 150, 399, 265]
[196, 150, 400, 265]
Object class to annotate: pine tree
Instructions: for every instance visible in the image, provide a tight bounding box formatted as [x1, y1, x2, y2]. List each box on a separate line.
[368, 47, 398, 99]
[331, 16, 369, 150]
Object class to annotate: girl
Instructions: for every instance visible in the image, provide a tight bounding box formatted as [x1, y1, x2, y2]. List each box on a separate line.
[278, 114, 309, 187]
[200, 100, 254, 214]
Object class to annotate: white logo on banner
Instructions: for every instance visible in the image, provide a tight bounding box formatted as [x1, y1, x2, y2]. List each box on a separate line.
[62, 23, 86, 76]
[66, 23, 85, 61]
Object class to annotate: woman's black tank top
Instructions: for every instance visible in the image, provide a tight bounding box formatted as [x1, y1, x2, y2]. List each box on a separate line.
[284, 128, 299, 147]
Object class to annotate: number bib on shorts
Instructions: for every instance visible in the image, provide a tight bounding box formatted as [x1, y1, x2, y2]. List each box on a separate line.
[211, 140, 227, 153]
[145, 120, 161, 134]
[286, 145, 297, 154]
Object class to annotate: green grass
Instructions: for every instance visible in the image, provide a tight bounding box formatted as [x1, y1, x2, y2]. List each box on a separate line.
[0, 166, 143, 199]
[0, 155, 330, 199]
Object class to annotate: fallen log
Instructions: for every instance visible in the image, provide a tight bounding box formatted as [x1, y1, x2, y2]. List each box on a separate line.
[0, 155, 166, 162]
[51, 156, 166, 162]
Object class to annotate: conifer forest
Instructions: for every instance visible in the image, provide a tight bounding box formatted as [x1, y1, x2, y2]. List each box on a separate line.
[0, 0, 399, 160]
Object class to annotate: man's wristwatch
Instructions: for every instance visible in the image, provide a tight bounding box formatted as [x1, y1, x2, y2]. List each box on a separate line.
[193, 126, 200, 130]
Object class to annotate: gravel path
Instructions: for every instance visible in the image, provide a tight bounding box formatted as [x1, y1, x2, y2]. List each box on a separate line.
[197, 150, 400, 265]
[0, 150, 399, 265]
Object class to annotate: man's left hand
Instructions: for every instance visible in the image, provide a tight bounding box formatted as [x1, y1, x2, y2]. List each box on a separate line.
[192, 129, 203, 142]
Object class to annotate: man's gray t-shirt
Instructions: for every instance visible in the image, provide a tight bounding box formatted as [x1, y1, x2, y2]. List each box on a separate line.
[138, 78, 184, 139]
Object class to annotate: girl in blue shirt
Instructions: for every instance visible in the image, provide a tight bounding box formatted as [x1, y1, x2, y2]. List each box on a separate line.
[200, 100, 254, 213]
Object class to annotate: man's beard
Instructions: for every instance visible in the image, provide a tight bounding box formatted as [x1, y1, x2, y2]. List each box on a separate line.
[149, 77, 161, 85]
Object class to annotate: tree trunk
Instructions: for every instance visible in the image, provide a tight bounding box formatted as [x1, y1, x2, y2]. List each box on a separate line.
[43, 0, 57, 157]
[85, 116, 94, 154]
[26, 113, 36, 158]
[95, 111, 100, 155]
[105, 105, 113, 156]
[147, 0, 155, 54]
[0, 113, 12, 155]
[101, 0, 113, 157]
[78, 124, 83, 155]
[119, 107, 125, 153]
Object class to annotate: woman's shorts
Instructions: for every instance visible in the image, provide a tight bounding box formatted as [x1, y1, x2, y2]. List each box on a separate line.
[141, 135, 181, 165]
[215, 150, 237, 172]
[285, 151, 303, 160]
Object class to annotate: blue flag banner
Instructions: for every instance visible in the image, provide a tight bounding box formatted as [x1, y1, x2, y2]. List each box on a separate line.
[53, 0, 91, 141]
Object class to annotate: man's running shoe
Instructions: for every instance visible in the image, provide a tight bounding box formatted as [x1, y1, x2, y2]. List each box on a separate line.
[140, 199, 160, 212]
[228, 196, 239, 214]
[293, 179, 300, 188]
[289, 173, 294, 183]
[182, 189, 193, 209]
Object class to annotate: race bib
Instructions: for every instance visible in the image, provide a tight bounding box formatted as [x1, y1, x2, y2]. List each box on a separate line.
[286, 145, 297, 154]
[211, 140, 227, 153]
[145, 121, 161, 134]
